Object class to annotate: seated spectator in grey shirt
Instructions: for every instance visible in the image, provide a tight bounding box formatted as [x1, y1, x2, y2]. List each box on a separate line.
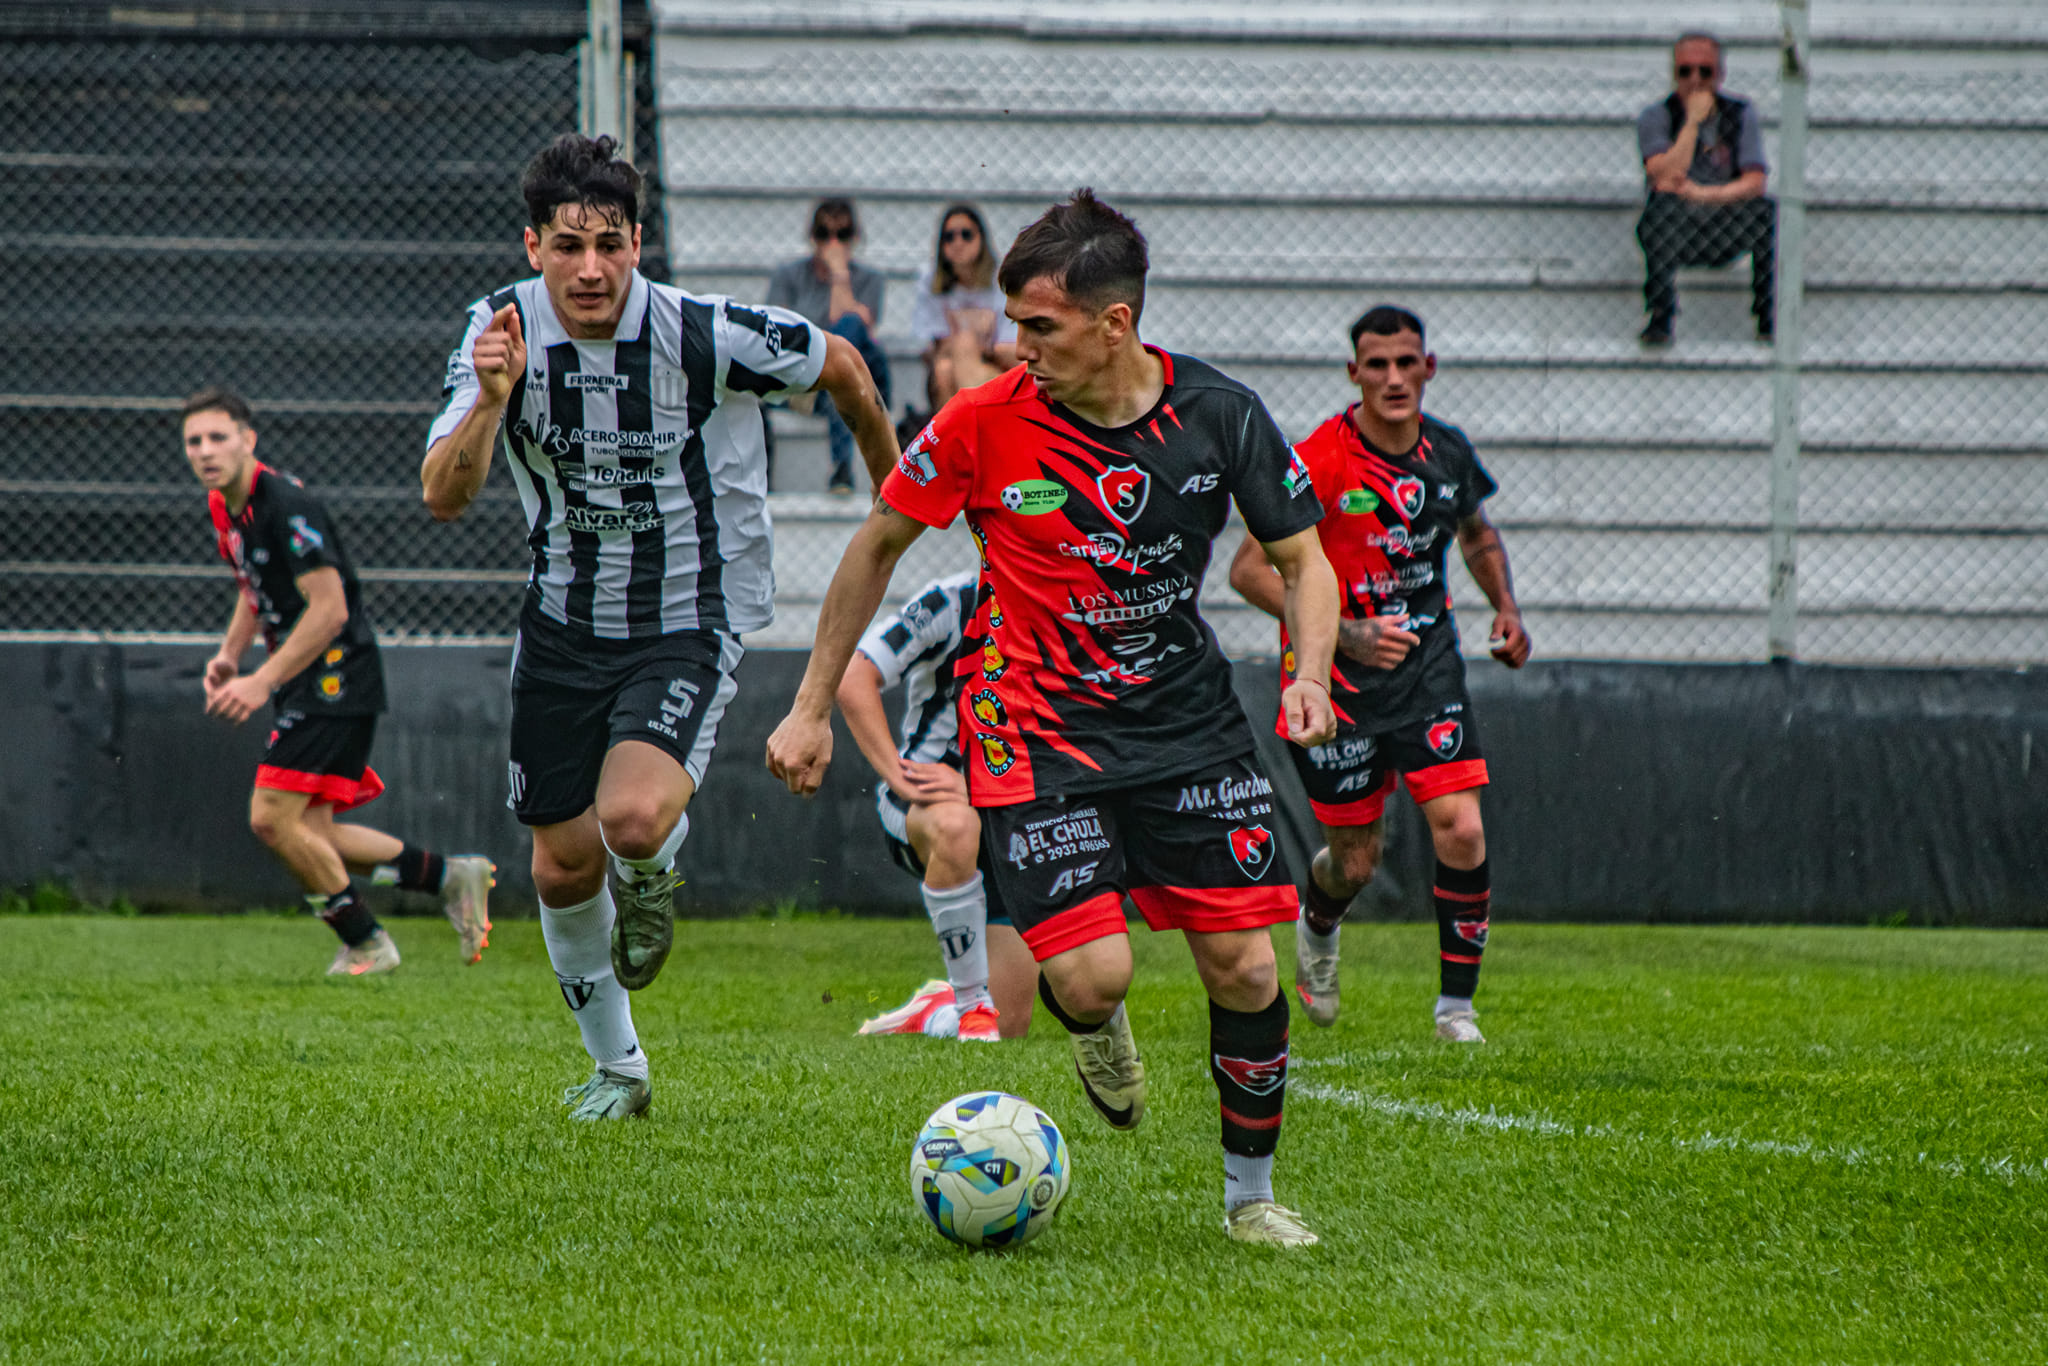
[768, 198, 892, 493]
[1635, 31, 1776, 346]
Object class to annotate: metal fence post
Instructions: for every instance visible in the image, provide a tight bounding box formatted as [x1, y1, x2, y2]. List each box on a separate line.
[1766, 0, 1811, 661]
[580, 0, 624, 144]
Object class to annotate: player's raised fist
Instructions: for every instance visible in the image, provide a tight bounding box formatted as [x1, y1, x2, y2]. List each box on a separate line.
[472, 304, 526, 404]
[1281, 678, 1338, 749]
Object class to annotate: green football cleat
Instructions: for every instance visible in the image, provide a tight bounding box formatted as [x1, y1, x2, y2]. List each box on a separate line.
[610, 866, 677, 991]
[1070, 1002, 1147, 1131]
[1225, 1200, 1321, 1247]
[562, 1068, 651, 1121]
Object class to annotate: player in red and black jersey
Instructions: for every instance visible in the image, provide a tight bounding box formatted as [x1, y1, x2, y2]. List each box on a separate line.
[769, 192, 1341, 1247]
[185, 388, 494, 975]
[1230, 306, 1530, 1044]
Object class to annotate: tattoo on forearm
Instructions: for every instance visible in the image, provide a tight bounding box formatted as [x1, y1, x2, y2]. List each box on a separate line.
[454, 445, 475, 471]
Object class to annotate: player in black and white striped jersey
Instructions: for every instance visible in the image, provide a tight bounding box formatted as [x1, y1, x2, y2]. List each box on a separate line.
[835, 569, 1036, 1042]
[422, 134, 898, 1121]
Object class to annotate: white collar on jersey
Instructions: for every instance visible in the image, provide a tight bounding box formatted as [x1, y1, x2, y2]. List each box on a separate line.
[532, 269, 651, 345]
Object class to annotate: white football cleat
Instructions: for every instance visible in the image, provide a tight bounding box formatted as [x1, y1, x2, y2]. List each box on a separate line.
[1435, 1008, 1485, 1043]
[858, 979, 955, 1036]
[1293, 913, 1340, 1027]
[1224, 1200, 1320, 1247]
[441, 855, 495, 964]
[326, 928, 400, 977]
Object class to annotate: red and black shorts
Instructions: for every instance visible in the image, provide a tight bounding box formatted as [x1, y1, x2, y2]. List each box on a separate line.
[1290, 700, 1488, 827]
[978, 753, 1299, 962]
[256, 711, 386, 812]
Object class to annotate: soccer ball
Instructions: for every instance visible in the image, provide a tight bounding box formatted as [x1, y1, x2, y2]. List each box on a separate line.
[910, 1091, 1069, 1249]
[1000, 484, 1025, 512]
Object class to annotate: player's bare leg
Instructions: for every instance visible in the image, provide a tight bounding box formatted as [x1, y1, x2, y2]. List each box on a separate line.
[1294, 819, 1382, 1026]
[594, 739, 695, 991]
[1185, 926, 1315, 1246]
[1037, 933, 1145, 1129]
[905, 799, 1034, 1041]
[533, 810, 649, 1118]
[1420, 789, 1490, 1042]
[249, 787, 398, 975]
[302, 806, 494, 962]
[985, 925, 1036, 1039]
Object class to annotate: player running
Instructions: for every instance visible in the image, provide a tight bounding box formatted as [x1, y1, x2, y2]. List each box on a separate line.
[769, 191, 1341, 1246]
[838, 568, 1037, 1042]
[1229, 305, 1531, 1044]
[420, 134, 896, 1121]
[185, 387, 494, 975]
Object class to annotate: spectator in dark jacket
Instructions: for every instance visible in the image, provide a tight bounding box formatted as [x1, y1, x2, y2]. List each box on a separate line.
[768, 198, 892, 493]
[1635, 32, 1775, 346]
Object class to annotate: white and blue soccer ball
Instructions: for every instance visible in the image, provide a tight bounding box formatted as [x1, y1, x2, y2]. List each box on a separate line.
[910, 1091, 1069, 1250]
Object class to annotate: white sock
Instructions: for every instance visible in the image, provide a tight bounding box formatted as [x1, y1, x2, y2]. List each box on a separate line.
[605, 811, 689, 882]
[923, 873, 993, 1011]
[1435, 994, 1474, 1019]
[539, 886, 648, 1081]
[1224, 1151, 1275, 1211]
[1298, 906, 1339, 951]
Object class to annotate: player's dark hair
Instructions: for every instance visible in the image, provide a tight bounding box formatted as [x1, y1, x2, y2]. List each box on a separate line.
[810, 196, 860, 241]
[931, 202, 995, 293]
[1349, 304, 1427, 350]
[520, 133, 642, 233]
[997, 188, 1148, 325]
[181, 385, 254, 427]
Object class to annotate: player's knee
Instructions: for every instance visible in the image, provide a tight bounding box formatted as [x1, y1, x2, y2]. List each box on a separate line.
[532, 847, 603, 907]
[594, 799, 674, 862]
[1332, 841, 1381, 890]
[924, 803, 980, 857]
[248, 801, 290, 848]
[1432, 810, 1486, 867]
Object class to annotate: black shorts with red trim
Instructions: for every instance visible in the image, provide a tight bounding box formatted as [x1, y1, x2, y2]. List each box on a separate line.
[1291, 698, 1488, 827]
[256, 711, 385, 812]
[978, 753, 1298, 962]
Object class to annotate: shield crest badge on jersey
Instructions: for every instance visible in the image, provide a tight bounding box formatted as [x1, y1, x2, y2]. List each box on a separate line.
[1391, 475, 1426, 520]
[1228, 825, 1275, 880]
[1096, 464, 1150, 525]
[1426, 719, 1463, 758]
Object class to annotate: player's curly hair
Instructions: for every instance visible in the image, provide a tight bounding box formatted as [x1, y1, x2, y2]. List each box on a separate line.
[520, 133, 642, 233]
[997, 188, 1148, 325]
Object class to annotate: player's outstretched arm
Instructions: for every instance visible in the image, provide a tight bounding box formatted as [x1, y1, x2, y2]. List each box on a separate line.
[767, 499, 929, 796]
[836, 653, 912, 796]
[1259, 527, 1341, 747]
[207, 568, 349, 724]
[813, 332, 899, 493]
[1458, 510, 1531, 667]
[422, 304, 524, 522]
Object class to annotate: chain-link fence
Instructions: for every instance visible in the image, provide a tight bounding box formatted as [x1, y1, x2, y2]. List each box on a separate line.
[3, 3, 2043, 666]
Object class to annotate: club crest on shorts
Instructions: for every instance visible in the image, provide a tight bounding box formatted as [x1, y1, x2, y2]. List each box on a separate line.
[1391, 475, 1426, 520]
[1427, 719, 1463, 758]
[1213, 1049, 1288, 1095]
[1096, 463, 1150, 525]
[977, 732, 1017, 777]
[1229, 824, 1275, 879]
[969, 688, 1007, 728]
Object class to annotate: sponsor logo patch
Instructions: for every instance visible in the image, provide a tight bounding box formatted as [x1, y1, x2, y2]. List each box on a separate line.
[969, 689, 1007, 728]
[898, 425, 940, 486]
[999, 479, 1067, 515]
[1339, 487, 1380, 515]
[980, 641, 1007, 681]
[1283, 449, 1313, 498]
[977, 732, 1016, 777]
[564, 372, 629, 391]
[317, 674, 343, 700]
[287, 515, 324, 556]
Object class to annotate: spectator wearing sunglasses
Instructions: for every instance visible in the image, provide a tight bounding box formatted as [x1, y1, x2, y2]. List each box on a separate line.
[769, 198, 892, 493]
[909, 204, 1018, 411]
[1634, 32, 1775, 346]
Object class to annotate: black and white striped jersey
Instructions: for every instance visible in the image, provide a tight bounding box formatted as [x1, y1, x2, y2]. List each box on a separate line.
[429, 270, 827, 639]
[854, 569, 982, 767]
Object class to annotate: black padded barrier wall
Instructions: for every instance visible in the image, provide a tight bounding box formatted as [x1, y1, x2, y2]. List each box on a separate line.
[1, 644, 2042, 925]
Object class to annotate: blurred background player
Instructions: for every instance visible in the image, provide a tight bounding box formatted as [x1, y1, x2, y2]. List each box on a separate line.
[1230, 305, 1530, 1044]
[185, 387, 494, 975]
[837, 568, 1036, 1041]
[420, 135, 896, 1121]
[768, 190, 1341, 1247]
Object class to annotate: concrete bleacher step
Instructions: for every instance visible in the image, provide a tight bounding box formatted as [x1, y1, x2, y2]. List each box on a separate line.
[0, 401, 439, 486]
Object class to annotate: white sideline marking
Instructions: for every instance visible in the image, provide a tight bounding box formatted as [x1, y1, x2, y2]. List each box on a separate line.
[1291, 1079, 2046, 1184]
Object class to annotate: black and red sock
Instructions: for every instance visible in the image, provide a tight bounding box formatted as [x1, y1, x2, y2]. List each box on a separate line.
[1434, 858, 1491, 998]
[313, 884, 380, 947]
[1210, 990, 1290, 1157]
[391, 844, 446, 895]
[1302, 875, 1351, 938]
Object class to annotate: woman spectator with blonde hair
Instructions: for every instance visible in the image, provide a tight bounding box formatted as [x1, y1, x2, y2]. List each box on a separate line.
[911, 204, 1017, 410]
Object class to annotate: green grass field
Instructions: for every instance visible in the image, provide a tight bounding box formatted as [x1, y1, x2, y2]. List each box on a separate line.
[3, 914, 2043, 1364]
